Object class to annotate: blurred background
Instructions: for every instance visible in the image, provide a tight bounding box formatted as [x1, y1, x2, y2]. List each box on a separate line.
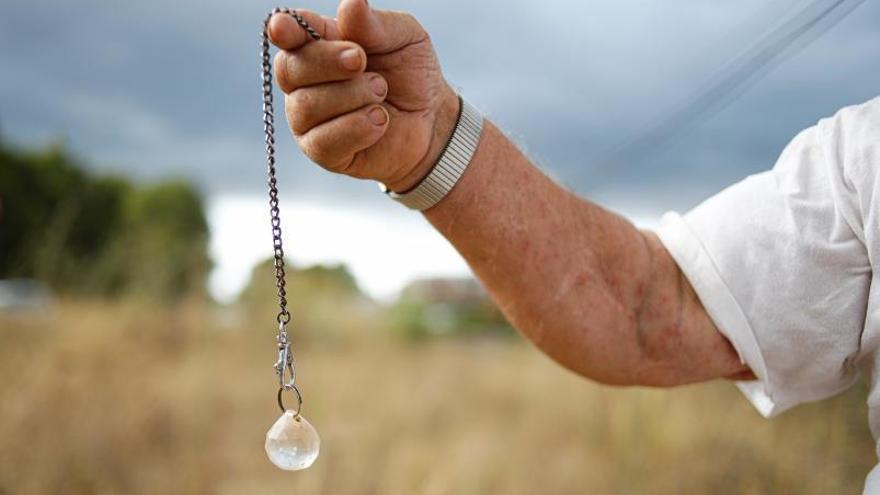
[1, 0, 878, 493]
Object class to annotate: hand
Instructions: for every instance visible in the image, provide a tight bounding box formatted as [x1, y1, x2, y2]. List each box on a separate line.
[268, 0, 460, 192]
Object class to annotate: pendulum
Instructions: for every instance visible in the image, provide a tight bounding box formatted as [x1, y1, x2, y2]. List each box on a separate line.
[260, 8, 323, 471]
[260, 7, 322, 471]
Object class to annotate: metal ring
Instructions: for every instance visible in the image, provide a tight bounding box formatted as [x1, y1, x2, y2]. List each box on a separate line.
[277, 385, 303, 416]
[277, 311, 291, 324]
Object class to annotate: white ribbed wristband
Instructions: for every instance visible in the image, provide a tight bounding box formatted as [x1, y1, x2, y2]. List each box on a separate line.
[378, 97, 484, 211]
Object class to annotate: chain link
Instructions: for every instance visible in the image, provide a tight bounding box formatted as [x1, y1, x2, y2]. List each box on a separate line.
[261, 8, 321, 414]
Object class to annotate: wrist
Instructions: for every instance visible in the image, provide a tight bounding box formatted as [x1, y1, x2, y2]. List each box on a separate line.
[384, 83, 460, 193]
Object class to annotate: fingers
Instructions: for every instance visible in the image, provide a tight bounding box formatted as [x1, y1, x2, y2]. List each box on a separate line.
[274, 40, 366, 93]
[296, 104, 390, 172]
[268, 9, 340, 50]
[337, 0, 427, 54]
[286, 72, 388, 135]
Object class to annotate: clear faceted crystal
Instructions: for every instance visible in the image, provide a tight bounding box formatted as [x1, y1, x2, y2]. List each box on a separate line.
[265, 411, 320, 470]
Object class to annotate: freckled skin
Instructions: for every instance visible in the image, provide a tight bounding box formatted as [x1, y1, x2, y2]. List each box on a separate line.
[424, 123, 754, 387]
[269, 1, 754, 388]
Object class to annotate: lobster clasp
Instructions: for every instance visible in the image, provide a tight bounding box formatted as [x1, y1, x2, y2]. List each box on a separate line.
[274, 331, 296, 390]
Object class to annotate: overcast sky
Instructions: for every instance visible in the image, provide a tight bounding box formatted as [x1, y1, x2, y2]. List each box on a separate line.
[2, 0, 879, 299]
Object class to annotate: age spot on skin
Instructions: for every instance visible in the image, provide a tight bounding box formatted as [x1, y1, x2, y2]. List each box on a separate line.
[633, 281, 645, 299]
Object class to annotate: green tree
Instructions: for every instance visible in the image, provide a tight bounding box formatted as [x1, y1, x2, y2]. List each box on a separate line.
[115, 181, 211, 300]
[239, 260, 375, 341]
[0, 141, 210, 300]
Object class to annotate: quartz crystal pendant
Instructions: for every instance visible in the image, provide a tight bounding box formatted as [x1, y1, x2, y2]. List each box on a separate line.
[265, 411, 320, 470]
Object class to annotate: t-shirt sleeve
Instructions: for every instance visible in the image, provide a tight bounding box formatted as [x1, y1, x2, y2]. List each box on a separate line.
[656, 99, 879, 417]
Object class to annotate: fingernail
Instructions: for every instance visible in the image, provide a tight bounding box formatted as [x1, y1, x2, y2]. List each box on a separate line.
[368, 76, 387, 97]
[340, 48, 362, 71]
[368, 106, 388, 126]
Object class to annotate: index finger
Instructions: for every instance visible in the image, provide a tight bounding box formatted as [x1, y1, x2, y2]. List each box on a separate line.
[268, 9, 341, 50]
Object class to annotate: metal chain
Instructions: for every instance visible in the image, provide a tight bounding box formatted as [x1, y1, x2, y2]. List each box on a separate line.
[261, 7, 321, 415]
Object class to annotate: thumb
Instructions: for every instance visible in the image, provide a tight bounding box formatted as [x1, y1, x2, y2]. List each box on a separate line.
[337, 0, 426, 53]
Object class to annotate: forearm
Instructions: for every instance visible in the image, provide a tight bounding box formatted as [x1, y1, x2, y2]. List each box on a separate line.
[424, 121, 747, 386]
[265, 5, 748, 386]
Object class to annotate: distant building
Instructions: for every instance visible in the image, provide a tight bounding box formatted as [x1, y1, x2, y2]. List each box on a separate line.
[396, 277, 511, 337]
[401, 277, 487, 304]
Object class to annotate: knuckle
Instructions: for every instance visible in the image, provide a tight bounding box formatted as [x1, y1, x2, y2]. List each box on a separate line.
[298, 134, 334, 167]
[274, 51, 293, 92]
[290, 87, 315, 110]
[403, 12, 419, 26]
[286, 90, 315, 134]
[361, 72, 387, 100]
[403, 13, 428, 40]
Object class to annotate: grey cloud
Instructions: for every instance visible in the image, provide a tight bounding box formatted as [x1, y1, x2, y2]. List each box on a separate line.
[1, 0, 879, 215]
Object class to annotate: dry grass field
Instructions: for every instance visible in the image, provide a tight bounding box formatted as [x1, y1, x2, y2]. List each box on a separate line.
[0, 301, 875, 494]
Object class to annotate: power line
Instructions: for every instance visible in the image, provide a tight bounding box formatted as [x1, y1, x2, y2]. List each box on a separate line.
[585, 0, 867, 189]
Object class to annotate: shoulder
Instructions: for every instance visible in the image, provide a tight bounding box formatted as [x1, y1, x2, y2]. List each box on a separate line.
[822, 95, 880, 126]
[816, 96, 880, 164]
[821, 97, 880, 244]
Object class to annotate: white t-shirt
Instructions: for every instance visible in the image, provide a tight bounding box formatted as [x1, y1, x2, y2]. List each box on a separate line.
[656, 96, 880, 494]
